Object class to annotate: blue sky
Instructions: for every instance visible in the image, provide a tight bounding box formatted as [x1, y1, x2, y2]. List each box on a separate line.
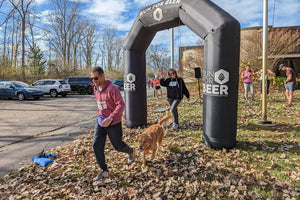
[38, 0, 300, 46]
[1, 0, 300, 54]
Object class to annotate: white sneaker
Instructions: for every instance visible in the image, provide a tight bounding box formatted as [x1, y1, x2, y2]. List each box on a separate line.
[171, 123, 179, 130]
[93, 169, 109, 181]
[128, 147, 136, 164]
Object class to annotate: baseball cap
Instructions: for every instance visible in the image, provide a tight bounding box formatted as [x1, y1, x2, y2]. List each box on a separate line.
[278, 63, 285, 70]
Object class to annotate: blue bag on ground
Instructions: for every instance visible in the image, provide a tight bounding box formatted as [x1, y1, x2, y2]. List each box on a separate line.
[32, 153, 56, 167]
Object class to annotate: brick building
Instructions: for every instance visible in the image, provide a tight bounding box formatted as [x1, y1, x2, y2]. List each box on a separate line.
[179, 26, 300, 77]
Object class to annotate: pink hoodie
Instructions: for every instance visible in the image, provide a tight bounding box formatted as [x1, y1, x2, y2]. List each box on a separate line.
[93, 79, 124, 126]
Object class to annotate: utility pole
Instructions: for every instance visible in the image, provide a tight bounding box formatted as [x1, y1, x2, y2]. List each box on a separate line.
[171, 28, 174, 69]
[256, 0, 276, 126]
[262, 0, 268, 122]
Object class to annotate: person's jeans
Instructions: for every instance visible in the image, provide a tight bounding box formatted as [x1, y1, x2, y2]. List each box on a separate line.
[260, 80, 270, 94]
[243, 82, 254, 99]
[167, 98, 181, 125]
[93, 122, 132, 171]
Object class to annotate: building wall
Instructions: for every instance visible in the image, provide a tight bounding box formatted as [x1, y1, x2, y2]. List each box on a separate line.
[179, 26, 300, 76]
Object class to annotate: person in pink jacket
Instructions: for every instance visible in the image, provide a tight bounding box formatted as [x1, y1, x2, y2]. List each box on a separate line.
[241, 65, 255, 103]
[90, 66, 136, 181]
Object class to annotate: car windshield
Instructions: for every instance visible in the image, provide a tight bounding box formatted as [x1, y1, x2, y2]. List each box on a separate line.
[59, 80, 67, 84]
[13, 81, 30, 88]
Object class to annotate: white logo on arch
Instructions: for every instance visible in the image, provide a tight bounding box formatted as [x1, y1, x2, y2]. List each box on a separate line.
[203, 68, 230, 97]
[153, 8, 163, 21]
[214, 69, 229, 85]
[124, 73, 136, 91]
[126, 73, 136, 83]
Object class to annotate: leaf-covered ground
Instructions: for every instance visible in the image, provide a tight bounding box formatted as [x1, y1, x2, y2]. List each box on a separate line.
[0, 91, 299, 199]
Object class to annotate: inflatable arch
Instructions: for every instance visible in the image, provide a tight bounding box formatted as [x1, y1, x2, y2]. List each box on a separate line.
[123, 0, 240, 149]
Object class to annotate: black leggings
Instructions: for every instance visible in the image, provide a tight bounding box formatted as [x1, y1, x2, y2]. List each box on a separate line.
[93, 122, 132, 171]
[167, 98, 181, 124]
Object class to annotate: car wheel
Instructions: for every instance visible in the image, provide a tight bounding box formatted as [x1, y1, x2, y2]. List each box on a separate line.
[34, 97, 40, 100]
[79, 88, 86, 95]
[61, 93, 67, 97]
[50, 89, 58, 97]
[17, 93, 25, 101]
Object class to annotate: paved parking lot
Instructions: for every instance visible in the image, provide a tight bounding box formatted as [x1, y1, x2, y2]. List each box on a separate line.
[0, 88, 155, 177]
[0, 95, 97, 177]
[0, 95, 97, 147]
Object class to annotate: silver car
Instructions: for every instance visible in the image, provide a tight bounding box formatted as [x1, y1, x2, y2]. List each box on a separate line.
[32, 79, 71, 97]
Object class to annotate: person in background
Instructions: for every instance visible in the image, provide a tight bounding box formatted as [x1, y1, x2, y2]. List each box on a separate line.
[278, 63, 297, 107]
[147, 78, 152, 88]
[160, 69, 190, 131]
[258, 68, 275, 100]
[90, 66, 136, 181]
[241, 65, 255, 103]
[153, 75, 162, 98]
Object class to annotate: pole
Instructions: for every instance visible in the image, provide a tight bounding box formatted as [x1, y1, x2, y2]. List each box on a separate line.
[171, 28, 174, 69]
[262, 0, 268, 121]
[255, 0, 276, 126]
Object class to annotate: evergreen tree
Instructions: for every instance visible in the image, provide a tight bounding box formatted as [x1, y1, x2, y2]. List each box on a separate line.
[28, 45, 46, 79]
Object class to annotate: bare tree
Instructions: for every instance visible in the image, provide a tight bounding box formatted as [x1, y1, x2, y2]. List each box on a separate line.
[81, 22, 97, 70]
[48, 0, 85, 75]
[8, 0, 35, 81]
[0, 1, 16, 27]
[268, 27, 300, 68]
[2, 20, 8, 60]
[99, 26, 117, 71]
[0, 0, 4, 8]
[10, 15, 21, 71]
[240, 27, 300, 71]
[113, 36, 124, 70]
[146, 44, 170, 71]
[97, 26, 125, 71]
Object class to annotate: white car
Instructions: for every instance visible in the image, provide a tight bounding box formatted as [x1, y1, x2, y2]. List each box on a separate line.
[32, 79, 71, 97]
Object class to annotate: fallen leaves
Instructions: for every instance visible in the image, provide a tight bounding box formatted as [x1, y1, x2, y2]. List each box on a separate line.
[0, 92, 299, 199]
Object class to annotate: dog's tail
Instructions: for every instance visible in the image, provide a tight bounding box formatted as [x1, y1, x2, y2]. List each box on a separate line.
[158, 110, 172, 126]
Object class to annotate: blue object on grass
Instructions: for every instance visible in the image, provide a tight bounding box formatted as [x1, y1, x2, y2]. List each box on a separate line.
[97, 115, 106, 127]
[32, 153, 56, 167]
[44, 153, 56, 159]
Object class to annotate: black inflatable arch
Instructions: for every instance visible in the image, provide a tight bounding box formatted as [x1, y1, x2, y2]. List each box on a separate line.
[123, 0, 240, 149]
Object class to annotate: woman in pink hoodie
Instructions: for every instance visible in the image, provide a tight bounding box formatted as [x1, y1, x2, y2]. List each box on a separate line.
[90, 66, 136, 181]
[241, 65, 255, 103]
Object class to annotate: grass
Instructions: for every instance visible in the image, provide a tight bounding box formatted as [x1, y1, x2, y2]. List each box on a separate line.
[0, 89, 299, 199]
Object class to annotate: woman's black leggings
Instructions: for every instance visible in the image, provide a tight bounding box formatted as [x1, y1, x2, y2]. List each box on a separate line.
[167, 98, 181, 124]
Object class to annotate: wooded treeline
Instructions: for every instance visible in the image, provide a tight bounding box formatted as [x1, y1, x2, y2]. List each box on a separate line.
[0, 0, 170, 82]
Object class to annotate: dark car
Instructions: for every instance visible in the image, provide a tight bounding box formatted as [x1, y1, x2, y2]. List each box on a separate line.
[0, 81, 44, 100]
[64, 77, 94, 95]
[111, 79, 124, 90]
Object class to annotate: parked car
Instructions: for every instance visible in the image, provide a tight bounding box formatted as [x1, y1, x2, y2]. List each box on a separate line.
[111, 79, 124, 90]
[63, 77, 94, 95]
[32, 79, 71, 97]
[0, 81, 44, 100]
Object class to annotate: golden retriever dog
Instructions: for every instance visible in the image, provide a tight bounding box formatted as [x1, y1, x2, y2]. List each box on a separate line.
[136, 111, 171, 167]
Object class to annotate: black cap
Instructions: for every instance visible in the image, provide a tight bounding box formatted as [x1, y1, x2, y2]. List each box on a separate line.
[278, 63, 285, 70]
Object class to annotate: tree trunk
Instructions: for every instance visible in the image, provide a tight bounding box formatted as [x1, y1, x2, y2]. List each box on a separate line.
[21, 14, 26, 81]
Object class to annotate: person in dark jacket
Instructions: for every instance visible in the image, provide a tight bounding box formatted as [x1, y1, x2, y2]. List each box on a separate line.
[160, 69, 190, 130]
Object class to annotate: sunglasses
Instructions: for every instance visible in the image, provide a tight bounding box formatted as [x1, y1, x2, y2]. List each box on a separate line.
[168, 72, 176, 76]
[90, 77, 99, 81]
